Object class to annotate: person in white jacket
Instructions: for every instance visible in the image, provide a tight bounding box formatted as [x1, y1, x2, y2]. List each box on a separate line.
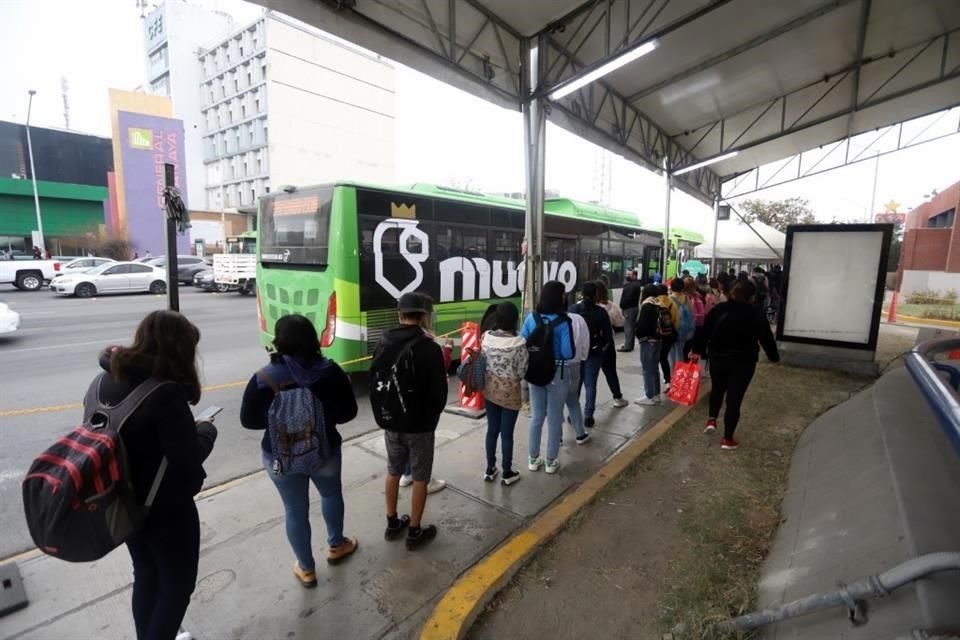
[480, 303, 529, 485]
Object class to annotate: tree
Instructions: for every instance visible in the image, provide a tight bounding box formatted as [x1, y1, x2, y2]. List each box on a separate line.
[739, 197, 817, 232]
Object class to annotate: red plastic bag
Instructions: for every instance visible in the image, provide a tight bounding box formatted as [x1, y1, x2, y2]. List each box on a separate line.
[667, 361, 702, 406]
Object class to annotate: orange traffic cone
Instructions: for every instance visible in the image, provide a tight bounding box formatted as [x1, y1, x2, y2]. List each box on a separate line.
[445, 321, 486, 419]
[887, 290, 899, 324]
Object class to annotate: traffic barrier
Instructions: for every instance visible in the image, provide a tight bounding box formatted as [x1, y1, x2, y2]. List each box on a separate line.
[445, 321, 486, 419]
[887, 290, 899, 324]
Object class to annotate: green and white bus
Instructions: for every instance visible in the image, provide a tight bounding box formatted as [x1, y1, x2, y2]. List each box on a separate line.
[255, 182, 664, 372]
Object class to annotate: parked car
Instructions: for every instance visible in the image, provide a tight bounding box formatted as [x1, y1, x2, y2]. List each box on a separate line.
[52, 262, 167, 298]
[0, 300, 20, 335]
[145, 255, 211, 285]
[0, 259, 61, 291]
[50, 258, 116, 286]
[193, 267, 231, 292]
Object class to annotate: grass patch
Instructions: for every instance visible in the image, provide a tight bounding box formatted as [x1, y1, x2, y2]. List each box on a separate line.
[897, 302, 960, 321]
[656, 363, 869, 638]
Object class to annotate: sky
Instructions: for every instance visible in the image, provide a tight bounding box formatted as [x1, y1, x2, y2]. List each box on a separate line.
[2, 0, 959, 232]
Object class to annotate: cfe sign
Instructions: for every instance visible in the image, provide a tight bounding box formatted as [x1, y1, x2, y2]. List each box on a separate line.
[144, 6, 166, 51]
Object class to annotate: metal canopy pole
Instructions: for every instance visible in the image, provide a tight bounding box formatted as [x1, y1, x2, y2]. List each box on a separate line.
[711, 196, 720, 274]
[662, 156, 672, 279]
[522, 35, 547, 313]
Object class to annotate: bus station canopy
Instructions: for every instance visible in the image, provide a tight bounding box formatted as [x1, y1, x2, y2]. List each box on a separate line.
[693, 218, 785, 262]
[264, 0, 960, 206]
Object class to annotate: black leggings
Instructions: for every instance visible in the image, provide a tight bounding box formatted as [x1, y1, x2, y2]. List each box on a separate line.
[601, 345, 623, 399]
[126, 501, 200, 640]
[708, 357, 757, 439]
[659, 337, 675, 383]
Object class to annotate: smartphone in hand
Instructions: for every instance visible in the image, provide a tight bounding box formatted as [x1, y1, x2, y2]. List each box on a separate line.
[195, 405, 223, 422]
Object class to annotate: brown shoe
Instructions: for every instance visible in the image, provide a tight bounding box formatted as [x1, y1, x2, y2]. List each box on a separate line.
[293, 561, 317, 588]
[327, 537, 358, 565]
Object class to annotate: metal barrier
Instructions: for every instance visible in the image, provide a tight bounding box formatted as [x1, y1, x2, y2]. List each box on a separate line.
[905, 338, 960, 457]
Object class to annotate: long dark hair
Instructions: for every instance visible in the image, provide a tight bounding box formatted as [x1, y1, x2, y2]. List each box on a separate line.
[594, 280, 610, 304]
[536, 281, 567, 314]
[273, 314, 321, 363]
[493, 302, 519, 334]
[111, 310, 202, 404]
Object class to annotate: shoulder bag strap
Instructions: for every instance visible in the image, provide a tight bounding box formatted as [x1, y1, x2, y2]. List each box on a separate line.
[257, 367, 281, 393]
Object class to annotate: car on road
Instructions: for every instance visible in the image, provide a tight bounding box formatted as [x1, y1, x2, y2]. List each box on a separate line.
[50, 257, 116, 286]
[52, 261, 168, 298]
[192, 267, 231, 292]
[0, 258, 61, 291]
[0, 300, 20, 334]
[145, 255, 210, 285]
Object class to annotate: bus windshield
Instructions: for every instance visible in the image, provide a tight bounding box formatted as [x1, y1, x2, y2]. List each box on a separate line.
[260, 187, 333, 265]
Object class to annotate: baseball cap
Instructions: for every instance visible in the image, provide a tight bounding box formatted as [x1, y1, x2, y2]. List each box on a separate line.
[397, 292, 427, 315]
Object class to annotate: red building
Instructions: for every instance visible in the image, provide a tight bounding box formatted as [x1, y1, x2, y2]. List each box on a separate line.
[898, 180, 960, 295]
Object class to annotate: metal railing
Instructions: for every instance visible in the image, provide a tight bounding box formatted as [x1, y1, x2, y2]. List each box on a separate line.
[905, 338, 960, 457]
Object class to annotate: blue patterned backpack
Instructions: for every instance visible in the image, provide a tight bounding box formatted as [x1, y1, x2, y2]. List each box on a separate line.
[257, 368, 331, 476]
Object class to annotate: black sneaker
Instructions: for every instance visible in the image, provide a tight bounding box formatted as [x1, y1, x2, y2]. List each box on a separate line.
[584, 417, 595, 428]
[384, 514, 411, 541]
[405, 524, 437, 550]
[483, 467, 499, 482]
[576, 433, 591, 445]
[501, 470, 521, 486]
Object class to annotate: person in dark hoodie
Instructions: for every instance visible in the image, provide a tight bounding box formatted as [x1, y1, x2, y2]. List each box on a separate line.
[240, 314, 359, 588]
[94, 310, 218, 640]
[371, 292, 448, 550]
[570, 281, 618, 427]
[690, 280, 780, 451]
[634, 284, 665, 405]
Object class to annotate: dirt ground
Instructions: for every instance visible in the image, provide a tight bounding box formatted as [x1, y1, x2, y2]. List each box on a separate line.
[468, 325, 918, 640]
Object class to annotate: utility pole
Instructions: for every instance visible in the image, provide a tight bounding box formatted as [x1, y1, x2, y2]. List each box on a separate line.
[25, 90, 45, 254]
[164, 163, 180, 311]
[61, 77, 71, 130]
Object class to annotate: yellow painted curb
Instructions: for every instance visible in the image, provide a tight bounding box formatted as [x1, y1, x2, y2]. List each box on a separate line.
[881, 310, 960, 329]
[419, 387, 708, 640]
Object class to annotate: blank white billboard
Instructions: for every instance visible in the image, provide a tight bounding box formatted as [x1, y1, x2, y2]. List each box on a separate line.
[782, 230, 885, 345]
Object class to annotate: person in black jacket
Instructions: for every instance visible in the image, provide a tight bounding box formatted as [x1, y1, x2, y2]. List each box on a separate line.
[635, 284, 665, 404]
[372, 292, 448, 550]
[240, 314, 359, 588]
[618, 270, 644, 352]
[570, 281, 616, 427]
[96, 310, 217, 640]
[691, 280, 780, 450]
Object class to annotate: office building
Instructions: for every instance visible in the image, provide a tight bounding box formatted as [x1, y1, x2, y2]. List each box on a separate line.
[197, 11, 396, 210]
[143, 0, 239, 208]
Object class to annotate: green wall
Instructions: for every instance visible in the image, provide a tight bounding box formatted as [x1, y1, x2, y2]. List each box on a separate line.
[0, 177, 107, 236]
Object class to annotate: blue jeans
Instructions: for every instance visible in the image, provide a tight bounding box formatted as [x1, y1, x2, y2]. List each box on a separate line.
[639, 340, 662, 399]
[528, 362, 574, 462]
[581, 353, 604, 419]
[264, 450, 345, 571]
[485, 400, 519, 472]
[566, 362, 586, 438]
[668, 338, 687, 376]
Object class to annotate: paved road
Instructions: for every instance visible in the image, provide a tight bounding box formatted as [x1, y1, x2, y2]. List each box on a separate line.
[0, 285, 385, 559]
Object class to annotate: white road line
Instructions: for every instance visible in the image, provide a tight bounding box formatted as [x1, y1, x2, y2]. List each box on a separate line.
[0, 338, 111, 354]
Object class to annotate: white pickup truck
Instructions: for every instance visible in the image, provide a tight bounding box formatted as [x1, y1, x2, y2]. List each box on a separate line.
[0, 259, 62, 291]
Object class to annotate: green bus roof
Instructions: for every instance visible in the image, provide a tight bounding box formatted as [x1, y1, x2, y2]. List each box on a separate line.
[270, 181, 687, 238]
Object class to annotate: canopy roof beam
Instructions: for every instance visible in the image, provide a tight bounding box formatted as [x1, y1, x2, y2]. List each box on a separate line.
[722, 106, 960, 198]
[673, 27, 960, 166]
[626, 0, 860, 103]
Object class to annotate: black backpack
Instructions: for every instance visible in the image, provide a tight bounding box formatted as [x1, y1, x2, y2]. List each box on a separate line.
[23, 375, 170, 562]
[524, 314, 574, 386]
[370, 333, 427, 431]
[577, 304, 609, 355]
[656, 304, 675, 338]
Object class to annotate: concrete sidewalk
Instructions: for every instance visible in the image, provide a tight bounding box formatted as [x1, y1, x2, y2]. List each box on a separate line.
[2, 357, 670, 640]
[756, 364, 960, 639]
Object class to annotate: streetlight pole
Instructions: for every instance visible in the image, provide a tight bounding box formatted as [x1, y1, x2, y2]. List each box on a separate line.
[25, 90, 45, 254]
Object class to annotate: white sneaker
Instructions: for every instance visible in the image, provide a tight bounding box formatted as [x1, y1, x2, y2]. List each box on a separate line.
[175, 632, 193, 640]
[427, 479, 447, 494]
[528, 456, 544, 471]
[635, 397, 657, 406]
[399, 475, 414, 488]
[613, 398, 629, 408]
[544, 459, 560, 474]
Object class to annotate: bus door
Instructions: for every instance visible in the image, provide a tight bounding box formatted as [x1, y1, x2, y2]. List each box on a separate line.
[643, 245, 661, 282]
